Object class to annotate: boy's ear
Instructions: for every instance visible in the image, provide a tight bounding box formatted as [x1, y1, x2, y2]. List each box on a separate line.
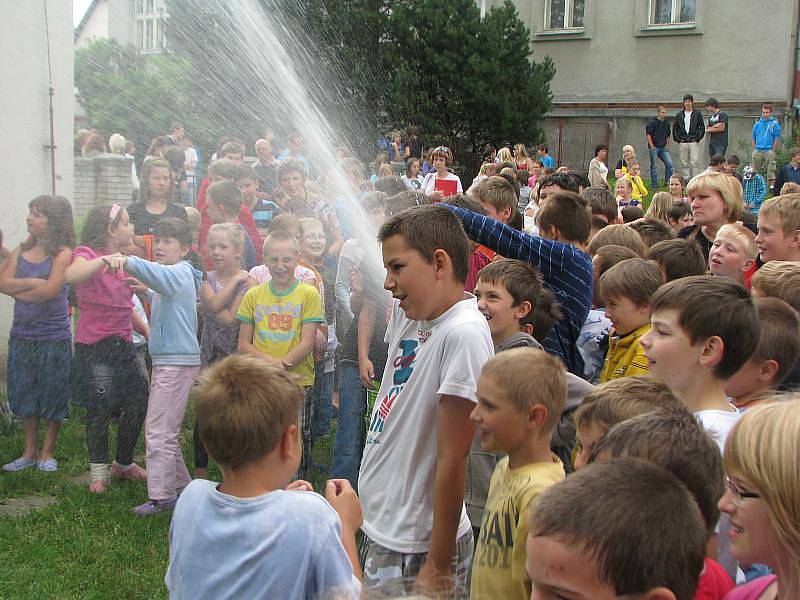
[540, 225, 558, 241]
[432, 248, 453, 280]
[527, 404, 548, 430]
[514, 300, 532, 321]
[759, 359, 780, 383]
[699, 335, 725, 370]
[740, 258, 756, 272]
[642, 588, 677, 600]
[279, 424, 300, 461]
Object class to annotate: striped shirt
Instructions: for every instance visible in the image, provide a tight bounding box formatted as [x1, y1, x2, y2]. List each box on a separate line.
[446, 206, 593, 375]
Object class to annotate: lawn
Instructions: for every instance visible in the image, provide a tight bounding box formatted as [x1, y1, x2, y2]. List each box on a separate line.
[0, 406, 335, 599]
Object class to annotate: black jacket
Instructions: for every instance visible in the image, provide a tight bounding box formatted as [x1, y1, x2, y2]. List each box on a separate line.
[673, 110, 705, 143]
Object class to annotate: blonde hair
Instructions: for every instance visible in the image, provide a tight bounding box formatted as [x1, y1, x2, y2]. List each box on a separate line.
[108, 133, 126, 154]
[715, 223, 757, 260]
[480, 347, 566, 432]
[193, 354, 304, 470]
[779, 182, 800, 195]
[497, 147, 514, 164]
[751, 261, 800, 312]
[686, 171, 744, 223]
[587, 224, 647, 257]
[646, 192, 674, 223]
[760, 193, 800, 236]
[513, 143, 529, 159]
[208, 222, 244, 250]
[622, 144, 636, 159]
[724, 398, 800, 592]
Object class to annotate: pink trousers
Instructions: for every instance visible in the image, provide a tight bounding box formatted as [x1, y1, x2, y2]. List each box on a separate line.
[145, 365, 200, 501]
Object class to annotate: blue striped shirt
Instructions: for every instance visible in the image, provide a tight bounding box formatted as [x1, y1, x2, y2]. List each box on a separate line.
[446, 206, 593, 375]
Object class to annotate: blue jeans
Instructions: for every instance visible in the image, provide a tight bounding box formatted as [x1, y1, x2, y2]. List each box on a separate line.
[708, 142, 727, 159]
[648, 147, 674, 188]
[330, 362, 366, 489]
[312, 361, 334, 438]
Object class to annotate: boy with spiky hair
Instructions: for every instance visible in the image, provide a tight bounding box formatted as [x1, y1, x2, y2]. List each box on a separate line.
[755, 193, 800, 263]
[359, 205, 494, 595]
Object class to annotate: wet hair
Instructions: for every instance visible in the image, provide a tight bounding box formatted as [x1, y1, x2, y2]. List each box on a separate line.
[537, 191, 592, 244]
[207, 180, 243, 215]
[80, 205, 125, 250]
[153, 217, 192, 247]
[628, 219, 675, 247]
[530, 458, 706, 600]
[23, 195, 76, 255]
[476, 259, 562, 340]
[650, 275, 760, 378]
[139, 157, 174, 204]
[194, 354, 303, 470]
[587, 224, 647, 257]
[599, 258, 663, 307]
[646, 239, 707, 281]
[374, 175, 407, 196]
[481, 347, 566, 431]
[378, 204, 471, 284]
[584, 187, 618, 223]
[591, 407, 724, 533]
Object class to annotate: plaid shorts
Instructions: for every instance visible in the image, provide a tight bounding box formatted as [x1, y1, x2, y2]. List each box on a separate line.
[295, 385, 317, 481]
[360, 532, 473, 598]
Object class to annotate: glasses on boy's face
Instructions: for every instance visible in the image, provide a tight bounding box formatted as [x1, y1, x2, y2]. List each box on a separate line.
[726, 478, 761, 505]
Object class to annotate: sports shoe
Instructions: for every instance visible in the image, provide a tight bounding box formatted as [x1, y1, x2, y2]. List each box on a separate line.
[132, 498, 177, 517]
[111, 463, 147, 481]
[2, 456, 36, 472]
[37, 458, 58, 472]
[89, 479, 109, 493]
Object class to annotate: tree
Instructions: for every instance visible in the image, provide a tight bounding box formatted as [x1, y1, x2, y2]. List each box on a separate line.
[382, 0, 554, 173]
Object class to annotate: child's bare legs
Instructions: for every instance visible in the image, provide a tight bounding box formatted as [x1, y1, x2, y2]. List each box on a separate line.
[40, 420, 61, 461]
[22, 416, 40, 459]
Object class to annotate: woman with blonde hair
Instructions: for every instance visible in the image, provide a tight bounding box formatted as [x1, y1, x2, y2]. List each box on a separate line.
[720, 398, 800, 599]
[645, 191, 674, 223]
[679, 170, 745, 264]
[614, 144, 636, 178]
[513, 143, 535, 171]
[496, 146, 514, 165]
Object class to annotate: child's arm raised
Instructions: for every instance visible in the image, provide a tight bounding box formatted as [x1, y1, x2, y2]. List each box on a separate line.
[414, 394, 475, 595]
[11, 247, 72, 303]
[65, 255, 108, 285]
[124, 255, 193, 298]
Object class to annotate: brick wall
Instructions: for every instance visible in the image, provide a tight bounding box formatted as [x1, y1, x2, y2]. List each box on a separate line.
[73, 154, 134, 219]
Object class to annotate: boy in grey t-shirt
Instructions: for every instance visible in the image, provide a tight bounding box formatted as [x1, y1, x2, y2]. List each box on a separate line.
[166, 354, 362, 599]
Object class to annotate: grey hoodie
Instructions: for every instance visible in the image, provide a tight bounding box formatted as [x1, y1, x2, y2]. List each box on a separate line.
[465, 332, 593, 527]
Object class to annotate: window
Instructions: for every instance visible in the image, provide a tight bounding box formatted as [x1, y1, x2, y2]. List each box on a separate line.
[135, 0, 168, 53]
[546, 0, 585, 30]
[650, 0, 695, 24]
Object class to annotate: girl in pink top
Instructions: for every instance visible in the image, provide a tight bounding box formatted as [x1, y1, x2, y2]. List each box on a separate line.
[65, 205, 150, 493]
[720, 399, 800, 600]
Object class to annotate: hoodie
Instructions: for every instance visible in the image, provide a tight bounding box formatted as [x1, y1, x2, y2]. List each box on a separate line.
[125, 256, 202, 366]
[465, 332, 594, 526]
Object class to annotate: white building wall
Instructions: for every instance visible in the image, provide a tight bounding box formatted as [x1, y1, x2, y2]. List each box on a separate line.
[0, 0, 74, 373]
[76, 0, 109, 49]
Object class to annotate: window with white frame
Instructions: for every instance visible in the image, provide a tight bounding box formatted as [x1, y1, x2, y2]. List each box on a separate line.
[650, 0, 695, 24]
[545, 0, 585, 30]
[135, 0, 168, 53]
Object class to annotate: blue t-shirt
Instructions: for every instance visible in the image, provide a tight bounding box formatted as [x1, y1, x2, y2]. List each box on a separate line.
[166, 480, 360, 600]
[541, 155, 555, 168]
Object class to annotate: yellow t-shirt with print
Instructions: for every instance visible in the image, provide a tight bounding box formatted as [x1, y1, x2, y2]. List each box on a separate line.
[599, 323, 651, 383]
[237, 280, 324, 387]
[470, 454, 565, 600]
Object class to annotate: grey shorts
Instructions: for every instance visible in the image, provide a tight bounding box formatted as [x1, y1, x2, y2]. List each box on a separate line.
[360, 531, 473, 598]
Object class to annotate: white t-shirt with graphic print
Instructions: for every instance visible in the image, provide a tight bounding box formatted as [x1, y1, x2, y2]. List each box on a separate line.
[359, 295, 494, 554]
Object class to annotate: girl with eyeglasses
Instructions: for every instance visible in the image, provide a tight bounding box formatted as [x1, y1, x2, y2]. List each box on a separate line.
[420, 146, 463, 199]
[719, 399, 800, 599]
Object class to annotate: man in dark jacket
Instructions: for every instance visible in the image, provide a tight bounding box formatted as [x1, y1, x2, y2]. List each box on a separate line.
[645, 106, 674, 188]
[673, 94, 705, 180]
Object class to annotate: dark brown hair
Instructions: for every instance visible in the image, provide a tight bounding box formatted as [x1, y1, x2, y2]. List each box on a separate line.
[80, 205, 125, 251]
[751, 297, 800, 385]
[599, 258, 663, 307]
[537, 191, 592, 244]
[646, 239, 707, 281]
[23, 195, 76, 256]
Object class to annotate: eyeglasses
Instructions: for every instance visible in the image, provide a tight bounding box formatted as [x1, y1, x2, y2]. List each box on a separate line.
[726, 478, 761, 504]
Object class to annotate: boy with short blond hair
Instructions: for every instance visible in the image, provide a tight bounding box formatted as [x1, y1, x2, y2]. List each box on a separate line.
[471, 175, 517, 223]
[709, 223, 757, 285]
[526, 459, 707, 600]
[725, 297, 800, 409]
[470, 347, 567, 600]
[598, 258, 663, 382]
[755, 193, 800, 262]
[572, 375, 682, 470]
[751, 259, 800, 311]
[359, 205, 494, 595]
[237, 229, 324, 480]
[166, 354, 362, 599]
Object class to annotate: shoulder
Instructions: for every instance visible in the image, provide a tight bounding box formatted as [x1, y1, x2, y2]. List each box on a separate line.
[72, 246, 98, 260]
[723, 575, 777, 600]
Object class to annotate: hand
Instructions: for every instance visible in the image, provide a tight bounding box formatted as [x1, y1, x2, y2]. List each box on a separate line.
[103, 253, 127, 273]
[325, 479, 362, 534]
[313, 328, 327, 361]
[286, 479, 314, 492]
[348, 266, 363, 297]
[359, 358, 376, 389]
[236, 271, 250, 285]
[123, 277, 148, 294]
[429, 190, 444, 200]
[413, 560, 454, 596]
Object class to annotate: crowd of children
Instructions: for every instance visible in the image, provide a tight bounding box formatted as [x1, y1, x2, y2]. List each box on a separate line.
[1, 132, 799, 599]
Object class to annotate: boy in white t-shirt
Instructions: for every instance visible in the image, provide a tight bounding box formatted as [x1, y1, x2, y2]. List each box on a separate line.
[359, 204, 494, 596]
[639, 275, 759, 579]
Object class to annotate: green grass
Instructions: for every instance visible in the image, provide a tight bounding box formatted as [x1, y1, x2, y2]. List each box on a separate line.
[0, 407, 335, 598]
